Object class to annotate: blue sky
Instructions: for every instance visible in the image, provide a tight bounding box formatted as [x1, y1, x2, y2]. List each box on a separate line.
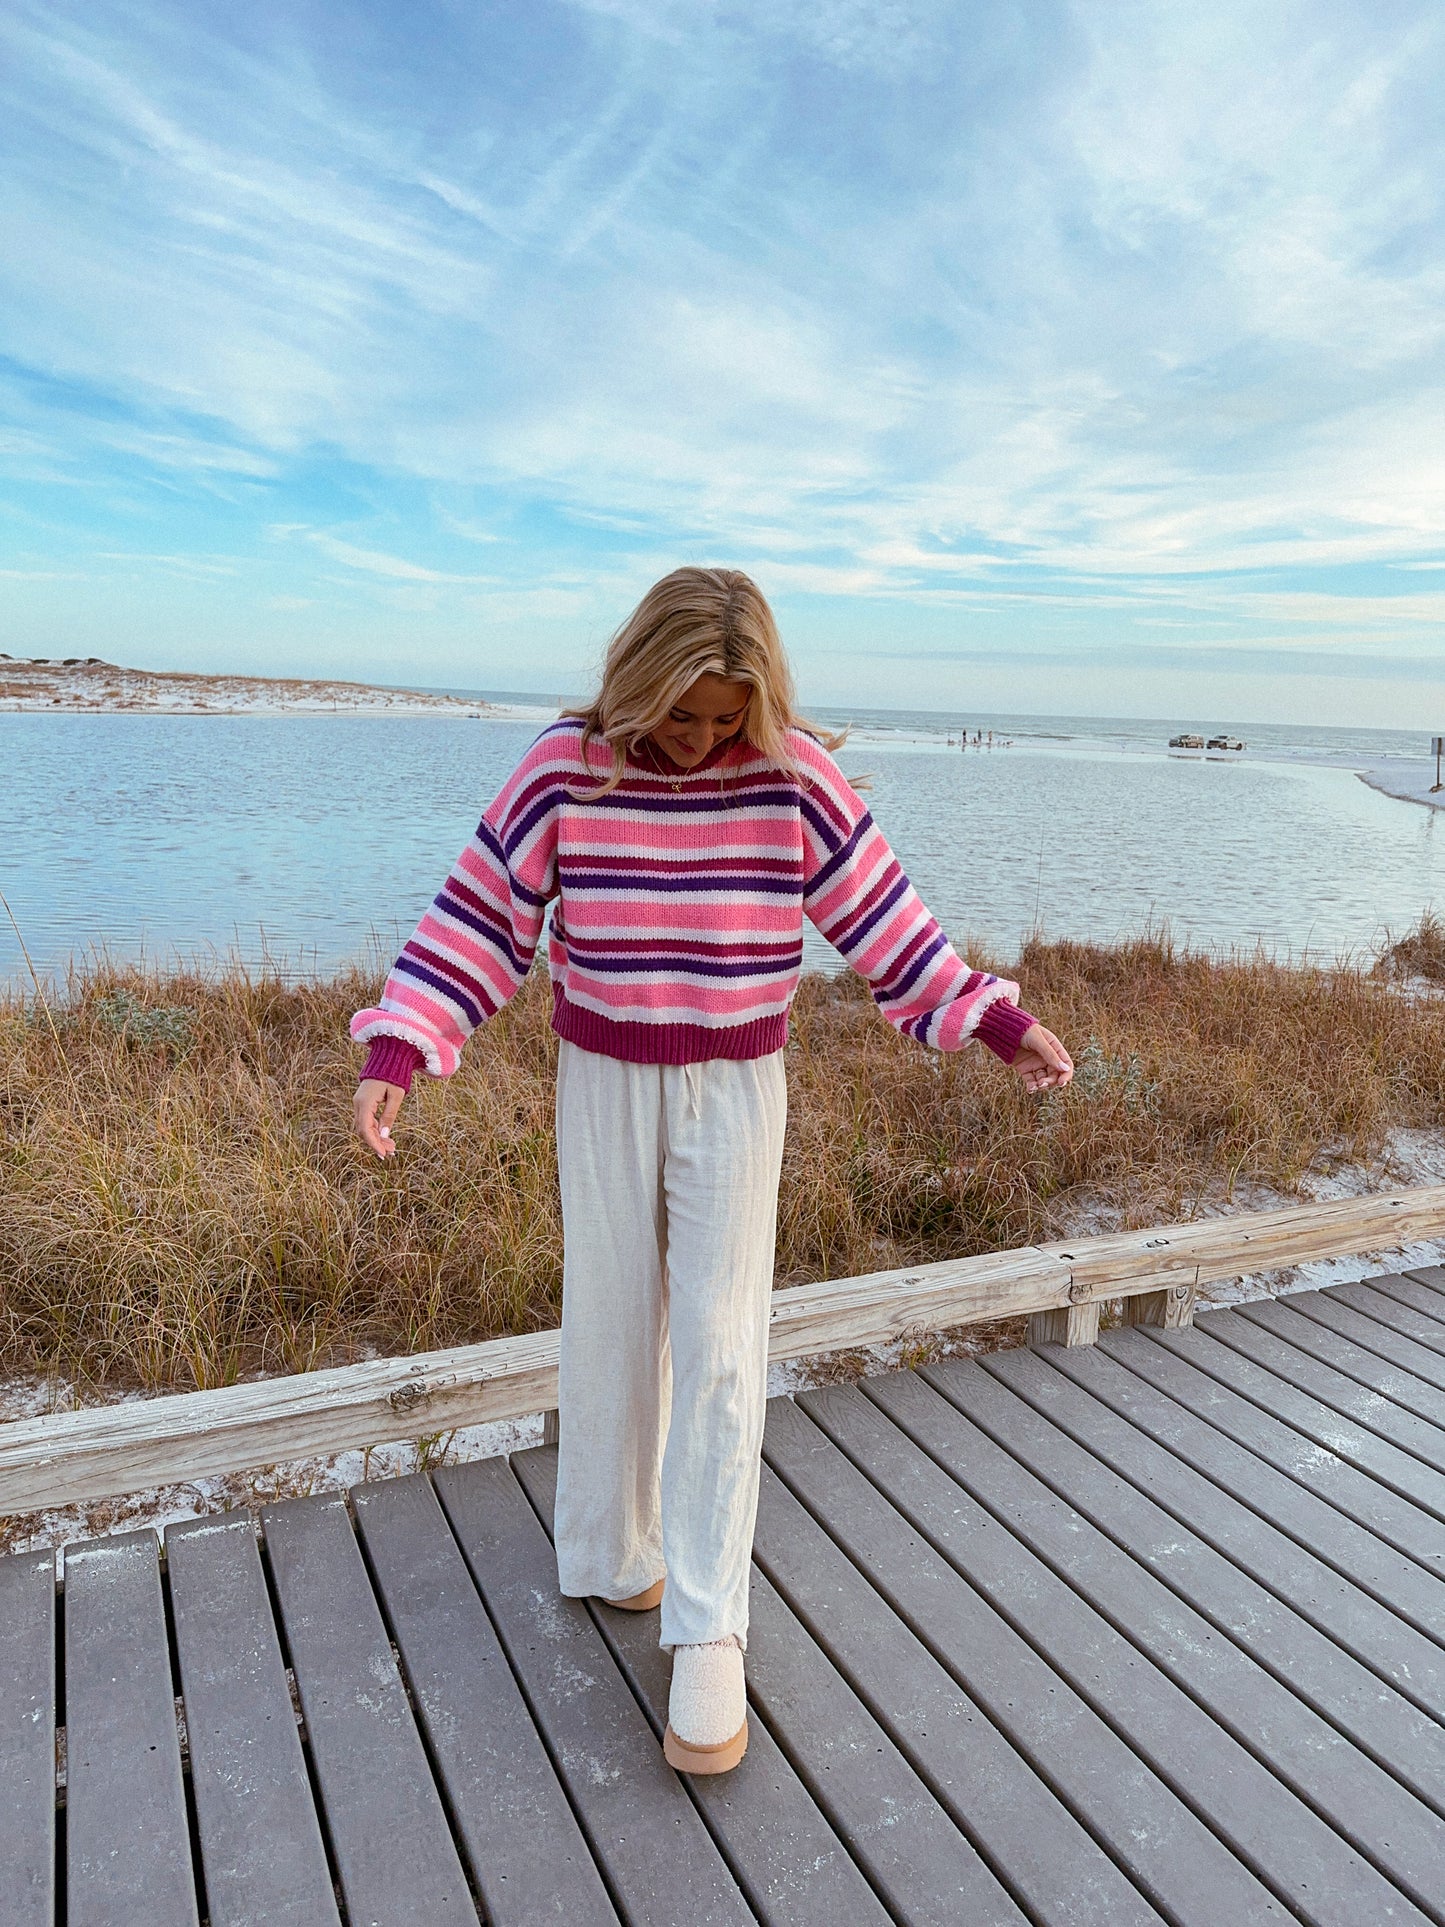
[3, 0, 1443, 726]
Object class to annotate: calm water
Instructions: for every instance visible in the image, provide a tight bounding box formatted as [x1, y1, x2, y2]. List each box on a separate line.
[3, 708, 1442, 985]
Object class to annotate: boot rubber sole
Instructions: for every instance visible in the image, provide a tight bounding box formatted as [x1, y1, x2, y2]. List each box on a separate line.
[603, 1578, 665, 1612]
[663, 1718, 748, 1775]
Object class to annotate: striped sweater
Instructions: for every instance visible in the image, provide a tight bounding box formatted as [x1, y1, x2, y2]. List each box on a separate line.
[352, 720, 1034, 1084]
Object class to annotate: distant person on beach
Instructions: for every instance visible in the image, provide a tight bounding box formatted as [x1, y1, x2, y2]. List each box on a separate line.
[350, 568, 1073, 1776]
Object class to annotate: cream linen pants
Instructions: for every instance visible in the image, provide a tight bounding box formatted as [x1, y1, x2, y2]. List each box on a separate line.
[552, 1039, 788, 1650]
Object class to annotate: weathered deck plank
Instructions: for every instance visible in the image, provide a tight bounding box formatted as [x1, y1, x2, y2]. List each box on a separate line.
[753, 1439, 1166, 1926]
[434, 1455, 754, 1927]
[1149, 1323, 1445, 1516]
[983, 1341, 1445, 1721]
[745, 1559, 1024, 1925]
[351, 1469, 618, 1927]
[508, 1443, 893, 1927]
[1042, 1333, 1445, 1640]
[261, 1492, 477, 1927]
[766, 1393, 1285, 1925]
[1097, 1327, 1445, 1575]
[1226, 1297, 1445, 1429]
[935, 1351, 1445, 1809]
[785, 1380, 1430, 1927]
[902, 1358, 1445, 1885]
[1366, 1269, 1445, 1324]
[165, 1514, 339, 1927]
[2, 1271, 1443, 1927]
[1196, 1307, 1445, 1472]
[1258, 1289, 1445, 1399]
[1327, 1279, 1445, 1361]
[0, 1549, 55, 1927]
[63, 1531, 198, 1927]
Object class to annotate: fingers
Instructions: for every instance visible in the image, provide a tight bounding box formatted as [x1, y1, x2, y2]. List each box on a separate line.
[1037, 1027, 1074, 1084]
[353, 1078, 403, 1158]
[353, 1088, 386, 1158]
[1015, 1025, 1074, 1093]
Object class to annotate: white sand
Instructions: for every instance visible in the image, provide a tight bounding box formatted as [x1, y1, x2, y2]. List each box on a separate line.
[1359, 762, 1445, 811]
[0, 654, 556, 721]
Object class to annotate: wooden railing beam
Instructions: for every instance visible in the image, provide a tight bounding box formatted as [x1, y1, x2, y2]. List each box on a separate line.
[2, 1186, 1442, 1516]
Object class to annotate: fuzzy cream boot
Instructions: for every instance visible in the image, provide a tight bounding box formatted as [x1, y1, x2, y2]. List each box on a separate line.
[663, 1636, 748, 1774]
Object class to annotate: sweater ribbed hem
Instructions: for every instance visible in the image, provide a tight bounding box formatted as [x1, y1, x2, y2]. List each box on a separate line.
[552, 987, 788, 1064]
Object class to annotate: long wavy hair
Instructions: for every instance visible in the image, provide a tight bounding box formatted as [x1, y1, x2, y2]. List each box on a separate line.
[564, 567, 844, 797]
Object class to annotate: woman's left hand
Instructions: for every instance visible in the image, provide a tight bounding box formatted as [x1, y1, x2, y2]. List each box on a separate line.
[1012, 1023, 1073, 1093]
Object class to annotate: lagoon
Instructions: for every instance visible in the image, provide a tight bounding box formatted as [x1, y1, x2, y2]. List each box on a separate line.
[3, 708, 1442, 985]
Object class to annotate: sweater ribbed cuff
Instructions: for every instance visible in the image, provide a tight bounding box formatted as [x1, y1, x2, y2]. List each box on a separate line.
[973, 999, 1038, 1064]
[359, 1035, 426, 1092]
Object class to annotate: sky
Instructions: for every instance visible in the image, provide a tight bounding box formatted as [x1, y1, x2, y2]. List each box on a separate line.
[2, 0, 1444, 727]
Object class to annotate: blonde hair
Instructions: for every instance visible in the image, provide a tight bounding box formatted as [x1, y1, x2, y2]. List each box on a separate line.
[565, 567, 844, 796]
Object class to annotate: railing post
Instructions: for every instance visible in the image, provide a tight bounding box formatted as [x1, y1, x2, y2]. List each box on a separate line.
[1124, 1279, 1198, 1330]
[1028, 1278, 1100, 1348]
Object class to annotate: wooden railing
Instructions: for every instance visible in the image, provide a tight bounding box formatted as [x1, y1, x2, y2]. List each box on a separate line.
[3, 1186, 1443, 1516]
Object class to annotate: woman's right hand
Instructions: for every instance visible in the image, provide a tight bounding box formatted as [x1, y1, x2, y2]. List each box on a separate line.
[354, 1078, 406, 1158]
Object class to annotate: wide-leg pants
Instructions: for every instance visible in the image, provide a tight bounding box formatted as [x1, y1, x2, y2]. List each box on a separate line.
[551, 1039, 788, 1650]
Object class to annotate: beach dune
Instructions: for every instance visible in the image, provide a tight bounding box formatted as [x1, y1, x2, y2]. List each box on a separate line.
[0, 653, 515, 717]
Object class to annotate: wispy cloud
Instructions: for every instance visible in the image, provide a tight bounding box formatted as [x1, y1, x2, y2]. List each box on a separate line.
[1, 0, 1442, 717]
[294, 531, 496, 585]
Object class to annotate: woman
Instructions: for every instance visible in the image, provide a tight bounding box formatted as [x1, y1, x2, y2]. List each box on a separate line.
[352, 567, 1073, 1774]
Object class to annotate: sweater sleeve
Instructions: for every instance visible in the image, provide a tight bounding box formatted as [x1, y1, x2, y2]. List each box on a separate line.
[796, 734, 1025, 1052]
[349, 726, 571, 1077]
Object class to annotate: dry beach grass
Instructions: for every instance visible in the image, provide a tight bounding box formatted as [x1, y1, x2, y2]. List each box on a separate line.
[1373, 908, 1445, 985]
[3, 927, 1444, 1400]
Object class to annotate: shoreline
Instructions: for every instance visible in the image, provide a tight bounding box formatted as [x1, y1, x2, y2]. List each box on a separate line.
[1, 701, 554, 720]
[3, 661, 1432, 782]
[1358, 763, 1445, 812]
[0, 654, 555, 721]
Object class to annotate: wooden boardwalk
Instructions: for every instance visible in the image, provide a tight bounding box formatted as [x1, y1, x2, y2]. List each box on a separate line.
[4, 1269, 1445, 1926]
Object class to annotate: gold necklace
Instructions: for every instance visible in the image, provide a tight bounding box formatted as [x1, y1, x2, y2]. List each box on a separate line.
[644, 738, 686, 792]
[643, 737, 732, 799]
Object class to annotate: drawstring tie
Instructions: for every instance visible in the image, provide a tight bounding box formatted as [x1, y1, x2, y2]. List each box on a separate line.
[682, 1062, 702, 1121]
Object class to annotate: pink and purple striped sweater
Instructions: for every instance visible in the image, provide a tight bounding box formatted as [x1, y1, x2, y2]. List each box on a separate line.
[352, 720, 1035, 1088]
